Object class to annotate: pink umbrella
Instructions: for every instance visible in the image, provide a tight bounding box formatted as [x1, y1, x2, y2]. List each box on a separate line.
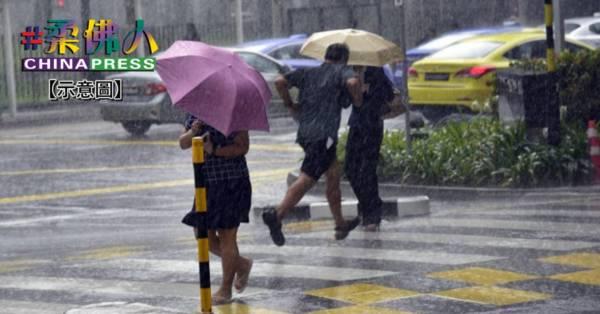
[156, 41, 271, 135]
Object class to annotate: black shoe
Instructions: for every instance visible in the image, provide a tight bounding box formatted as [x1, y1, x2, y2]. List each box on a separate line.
[262, 208, 285, 246]
[334, 216, 361, 240]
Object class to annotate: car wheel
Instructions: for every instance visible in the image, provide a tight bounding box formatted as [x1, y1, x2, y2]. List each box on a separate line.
[122, 121, 151, 136]
[418, 108, 453, 124]
[434, 113, 474, 127]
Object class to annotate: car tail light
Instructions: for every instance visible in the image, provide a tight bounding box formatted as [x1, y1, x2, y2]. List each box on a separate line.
[145, 82, 167, 95]
[408, 67, 418, 78]
[455, 66, 496, 79]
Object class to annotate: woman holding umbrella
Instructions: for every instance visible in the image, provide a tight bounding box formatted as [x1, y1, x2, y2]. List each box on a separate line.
[156, 41, 272, 306]
[179, 116, 253, 304]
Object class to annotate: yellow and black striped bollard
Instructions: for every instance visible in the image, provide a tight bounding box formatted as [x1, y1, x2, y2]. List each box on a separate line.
[544, 0, 556, 72]
[544, 0, 561, 145]
[192, 136, 212, 314]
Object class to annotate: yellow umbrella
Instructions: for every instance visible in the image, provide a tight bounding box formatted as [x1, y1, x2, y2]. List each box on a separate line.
[300, 28, 403, 67]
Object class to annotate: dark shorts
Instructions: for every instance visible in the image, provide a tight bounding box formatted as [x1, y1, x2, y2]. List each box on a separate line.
[182, 177, 252, 230]
[299, 138, 337, 181]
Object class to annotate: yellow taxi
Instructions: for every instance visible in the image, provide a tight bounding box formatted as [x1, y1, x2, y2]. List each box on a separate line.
[408, 29, 594, 121]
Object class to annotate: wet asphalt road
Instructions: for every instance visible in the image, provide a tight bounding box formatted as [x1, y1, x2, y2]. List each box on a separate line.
[1, 117, 600, 314]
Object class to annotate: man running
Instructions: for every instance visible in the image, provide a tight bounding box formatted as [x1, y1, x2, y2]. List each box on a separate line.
[263, 43, 363, 246]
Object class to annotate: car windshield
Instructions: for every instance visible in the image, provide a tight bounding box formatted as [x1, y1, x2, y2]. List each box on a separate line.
[565, 23, 581, 33]
[428, 41, 504, 59]
[417, 32, 482, 50]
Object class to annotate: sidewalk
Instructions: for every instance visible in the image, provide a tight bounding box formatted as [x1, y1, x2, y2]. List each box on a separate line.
[0, 102, 101, 129]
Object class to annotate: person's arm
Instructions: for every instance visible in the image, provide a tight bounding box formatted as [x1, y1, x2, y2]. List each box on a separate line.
[179, 120, 202, 150]
[346, 77, 363, 107]
[275, 75, 300, 113]
[204, 131, 249, 158]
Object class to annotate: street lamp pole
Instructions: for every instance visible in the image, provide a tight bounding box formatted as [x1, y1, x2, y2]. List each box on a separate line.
[1, 0, 18, 117]
[397, 0, 412, 153]
[235, 0, 244, 45]
[134, 0, 145, 57]
[552, 0, 565, 53]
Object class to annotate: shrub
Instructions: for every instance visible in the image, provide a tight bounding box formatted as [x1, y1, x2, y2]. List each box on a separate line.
[508, 49, 600, 125]
[341, 117, 594, 188]
[559, 50, 600, 124]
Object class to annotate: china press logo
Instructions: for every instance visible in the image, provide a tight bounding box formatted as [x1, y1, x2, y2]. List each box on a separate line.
[20, 19, 159, 72]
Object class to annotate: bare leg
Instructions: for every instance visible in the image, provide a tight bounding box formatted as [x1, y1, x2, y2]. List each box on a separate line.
[213, 228, 239, 301]
[207, 229, 221, 256]
[325, 160, 345, 226]
[206, 228, 250, 289]
[275, 172, 315, 221]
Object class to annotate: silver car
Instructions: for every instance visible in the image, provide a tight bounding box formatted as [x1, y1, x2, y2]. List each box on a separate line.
[565, 13, 600, 48]
[100, 49, 294, 135]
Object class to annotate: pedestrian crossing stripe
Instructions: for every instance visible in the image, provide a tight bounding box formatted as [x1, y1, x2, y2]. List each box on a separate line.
[0, 275, 274, 300]
[292, 230, 599, 251]
[432, 286, 551, 306]
[309, 305, 412, 314]
[78, 258, 397, 281]
[468, 209, 600, 218]
[0, 300, 76, 314]
[237, 244, 502, 265]
[306, 283, 419, 305]
[427, 267, 538, 286]
[405, 217, 600, 235]
[214, 303, 288, 314]
[539, 252, 600, 269]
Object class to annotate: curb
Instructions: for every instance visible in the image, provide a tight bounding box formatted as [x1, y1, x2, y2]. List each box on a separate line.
[286, 171, 600, 201]
[253, 196, 430, 222]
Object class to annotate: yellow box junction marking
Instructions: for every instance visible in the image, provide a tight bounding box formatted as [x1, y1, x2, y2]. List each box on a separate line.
[539, 253, 600, 269]
[213, 303, 288, 314]
[310, 305, 412, 314]
[67, 245, 145, 260]
[428, 267, 538, 286]
[0, 259, 48, 273]
[549, 269, 600, 286]
[306, 283, 419, 305]
[434, 286, 550, 306]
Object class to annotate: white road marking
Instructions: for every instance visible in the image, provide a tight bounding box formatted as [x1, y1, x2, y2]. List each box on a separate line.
[293, 231, 599, 251]
[75, 258, 397, 281]
[400, 217, 600, 235]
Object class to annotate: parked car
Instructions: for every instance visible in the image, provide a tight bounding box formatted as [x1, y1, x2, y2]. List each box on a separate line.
[388, 25, 522, 88]
[408, 29, 594, 122]
[564, 13, 600, 48]
[241, 34, 409, 91]
[237, 34, 322, 70]
[100, 49, 294, 136]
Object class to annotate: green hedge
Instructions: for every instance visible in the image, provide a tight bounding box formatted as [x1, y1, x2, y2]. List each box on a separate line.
[509, 49, 600, 124]
[339, 118, 595, 188]
[559, 50, 600, 124]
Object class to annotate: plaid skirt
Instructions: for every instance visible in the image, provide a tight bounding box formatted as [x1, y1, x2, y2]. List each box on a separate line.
[181, 177, 252, 230]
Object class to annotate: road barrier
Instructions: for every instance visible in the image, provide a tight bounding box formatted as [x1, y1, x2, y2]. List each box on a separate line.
[587, 121, 600, 184]
[192, 136, 212, 314]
